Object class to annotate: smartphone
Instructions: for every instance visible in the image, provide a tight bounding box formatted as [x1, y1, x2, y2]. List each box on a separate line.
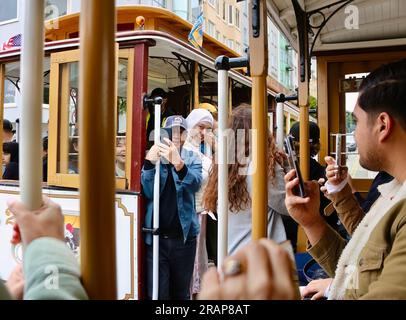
[284, 135, 306, 197]
[335, 134, 342, 179]
[160, 128, 172, 145]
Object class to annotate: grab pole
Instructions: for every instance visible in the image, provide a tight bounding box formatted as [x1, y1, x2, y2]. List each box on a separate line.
[215, 55, 249, 268]
[152, 98, 162, 300]
[20, 0, 45, 209]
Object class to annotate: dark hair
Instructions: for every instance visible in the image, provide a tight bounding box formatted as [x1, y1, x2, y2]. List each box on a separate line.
[43, 136, 48, 151]
[358, 59, 406, 130]
[3, 142, 19, 163]
[3, 119, 14, 133]
[150, 87, 167, 99]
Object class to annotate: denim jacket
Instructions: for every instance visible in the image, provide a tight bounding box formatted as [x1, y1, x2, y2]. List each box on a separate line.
[141, 148, 202, 245]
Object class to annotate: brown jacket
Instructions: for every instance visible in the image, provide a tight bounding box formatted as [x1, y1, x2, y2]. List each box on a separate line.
[308, 184, 406, 299]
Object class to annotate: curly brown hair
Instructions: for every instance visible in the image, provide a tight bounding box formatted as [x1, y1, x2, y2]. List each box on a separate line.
[202, 103, 277, 213]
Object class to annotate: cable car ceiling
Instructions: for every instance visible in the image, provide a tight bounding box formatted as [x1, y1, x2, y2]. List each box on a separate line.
[268, 0, 406, 53]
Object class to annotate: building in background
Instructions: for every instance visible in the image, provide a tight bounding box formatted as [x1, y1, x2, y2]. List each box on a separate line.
[0, 0, 298, 124]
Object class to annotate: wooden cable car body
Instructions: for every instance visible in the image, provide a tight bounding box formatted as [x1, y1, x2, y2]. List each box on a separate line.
[0, 5, 300, 299]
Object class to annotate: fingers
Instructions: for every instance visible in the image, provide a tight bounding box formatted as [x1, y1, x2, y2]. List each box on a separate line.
[199, 267, 221, 300]
[324, 156, 336, 166]
[317, 178, 325, 186]
[7, 200, 30, 224]
[163, 137, 174, 147]
[244, 242, 273, 299]
[286, 178, 311, 204]
[259, 239, 296, 300]
[218, 248, 249, 300]
[311, 291, 325, 300]
[284, 169, 296, 184]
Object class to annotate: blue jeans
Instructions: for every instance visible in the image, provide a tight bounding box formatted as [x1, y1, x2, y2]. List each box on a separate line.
[146, 236, 197, 300]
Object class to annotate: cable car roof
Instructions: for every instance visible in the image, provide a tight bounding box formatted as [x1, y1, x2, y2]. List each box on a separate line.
[268, 0, 406, 53]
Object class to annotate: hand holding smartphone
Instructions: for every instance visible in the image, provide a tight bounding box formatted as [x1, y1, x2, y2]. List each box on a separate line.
[284, 135, 306, 197]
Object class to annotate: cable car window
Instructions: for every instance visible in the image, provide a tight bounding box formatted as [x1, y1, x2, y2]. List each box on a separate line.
[45, 0, 67, 20]
[199, 66, 218, 107]
[48, 49, 132, 188]
[0, 0, 18, 24]
[116, 58, 128, 178]
[342, 72, 377, 180]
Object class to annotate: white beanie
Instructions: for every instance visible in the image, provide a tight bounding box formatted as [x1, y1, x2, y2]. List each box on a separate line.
[186, 108, 214, 130]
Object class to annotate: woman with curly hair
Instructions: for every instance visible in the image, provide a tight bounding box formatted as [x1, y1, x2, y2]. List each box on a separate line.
[203, 103, 289, 255]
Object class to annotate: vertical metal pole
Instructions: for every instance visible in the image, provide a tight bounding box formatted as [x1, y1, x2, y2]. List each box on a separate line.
[276, 102, 285, 149]
[152, 103, 161, 300]
[20, 0, 44, 209]
[249, 0, 268, 240]
[79, 0, 117, 299]
[217, 69, 229, 269]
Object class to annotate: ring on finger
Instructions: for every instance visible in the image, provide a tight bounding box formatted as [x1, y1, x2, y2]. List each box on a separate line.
[222, 259, 243, 278]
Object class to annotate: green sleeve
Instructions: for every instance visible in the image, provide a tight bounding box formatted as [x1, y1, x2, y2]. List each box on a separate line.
[23, 237, 88, 300]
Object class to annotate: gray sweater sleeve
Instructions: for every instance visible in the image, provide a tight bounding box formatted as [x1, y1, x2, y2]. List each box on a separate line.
[23, 237, 88, 300]
[247, 162, 289, 216]
[267, 164, 290, 216]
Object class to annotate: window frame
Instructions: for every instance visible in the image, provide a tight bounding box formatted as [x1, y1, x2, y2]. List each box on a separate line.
[44, 0, 68, 20]
[0, 0, 19, 26]
[48, 48, 133, 189]
[228, 4, 233, 25]
[235, 7, 240, 29]
[208, 0, 216, 9]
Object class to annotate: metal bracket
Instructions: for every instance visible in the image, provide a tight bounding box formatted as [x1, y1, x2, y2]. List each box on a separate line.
[215, 55, 249, 71]
[275, 93, 298, 103]
[143, 95, 163, 110]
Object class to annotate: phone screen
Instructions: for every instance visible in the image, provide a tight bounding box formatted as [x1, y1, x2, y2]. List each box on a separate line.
[161, 128, 172, 145]
[284, 135, 306, 197]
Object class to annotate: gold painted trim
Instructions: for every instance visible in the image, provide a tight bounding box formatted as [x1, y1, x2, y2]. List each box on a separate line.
[116, 197, 135, 300]
[0, 187, 137, 299]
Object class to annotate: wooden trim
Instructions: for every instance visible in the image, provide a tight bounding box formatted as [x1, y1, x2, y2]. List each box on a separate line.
[48, 60, 61, 185]
[194, 61, 199, 108]
[317, 58, 329, 165]
[314, 50, 406, 63]
[129, 42, 149, 193]
[120, 49, 134, 184]
[48, 48, 133, 189]
[59, 63, 70, 174]
[352, 179, 373, 193]
[327, 63, 341, 159]
[51, 49, 80, 63]
[129, 42, 150, 299]
[314, 46, 406, 58]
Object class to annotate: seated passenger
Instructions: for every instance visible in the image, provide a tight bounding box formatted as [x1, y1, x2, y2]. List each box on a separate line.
[43, 136, 48, 182]
[200, 59, 406, 300]
[115, 133, 126, 178]
[203, 103, 289, 256]
[0, 197, 88, 299]
[3, 119, 16, 143]
[3, 142, 19, 180]
[302, 166, 393, 299]
[68, 136, 79, 174]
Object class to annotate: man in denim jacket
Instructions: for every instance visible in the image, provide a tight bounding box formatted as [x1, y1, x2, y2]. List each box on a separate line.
[141, 115, 202, 300]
